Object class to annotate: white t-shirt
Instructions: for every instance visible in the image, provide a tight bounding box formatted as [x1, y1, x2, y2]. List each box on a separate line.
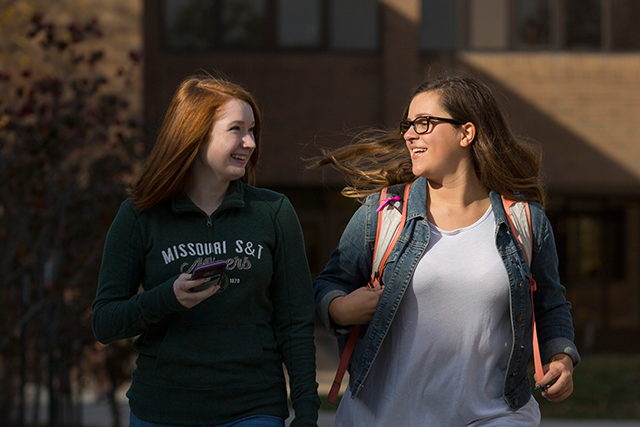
[334, 207, 540, 427]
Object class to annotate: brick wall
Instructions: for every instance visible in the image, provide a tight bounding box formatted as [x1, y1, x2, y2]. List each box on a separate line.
[458, 53, 640, 195]
[143, 0, 421, 187]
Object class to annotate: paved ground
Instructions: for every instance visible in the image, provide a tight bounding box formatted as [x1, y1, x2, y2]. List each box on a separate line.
[21, 387, 640, 427]
[20, 327, 640, 427]
[79, 400, 640, 427]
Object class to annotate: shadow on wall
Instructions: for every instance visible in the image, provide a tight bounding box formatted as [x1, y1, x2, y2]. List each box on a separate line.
[483, 68, 640, 352]
[422, 55, 640, 196]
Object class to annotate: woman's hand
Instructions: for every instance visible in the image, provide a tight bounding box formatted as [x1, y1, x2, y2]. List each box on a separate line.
[328, 285, 384, 326]
[173, 273, 220, 308]
[537, 352, 574, 402]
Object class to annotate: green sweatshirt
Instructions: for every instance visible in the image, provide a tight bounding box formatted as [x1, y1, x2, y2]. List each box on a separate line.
[92, 180, 320, 426]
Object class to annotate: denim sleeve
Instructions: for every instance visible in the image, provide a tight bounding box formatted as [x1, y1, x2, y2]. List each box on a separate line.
[313, 200, 375, 336]
[530, 206, 581, 366]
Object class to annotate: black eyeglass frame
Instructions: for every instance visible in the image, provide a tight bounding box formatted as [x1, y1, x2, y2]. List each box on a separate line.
[399, 115, 465, 135]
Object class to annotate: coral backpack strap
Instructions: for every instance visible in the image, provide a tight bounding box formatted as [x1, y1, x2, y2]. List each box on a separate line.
[371, 183, 411, 284]
[327, 183, 411, 404]
[501, 196, 544, 383]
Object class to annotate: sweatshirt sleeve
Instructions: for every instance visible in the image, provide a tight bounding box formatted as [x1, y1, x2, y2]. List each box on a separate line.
[269, 197, 320, 427]
[92, 200, 186, 344]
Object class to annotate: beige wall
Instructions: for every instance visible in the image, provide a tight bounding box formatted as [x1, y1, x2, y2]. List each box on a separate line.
[460, 52, 640, 195]
[467, 0, 510, 49]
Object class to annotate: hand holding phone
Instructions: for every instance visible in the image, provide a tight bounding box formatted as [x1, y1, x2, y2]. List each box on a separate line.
[189, 260, 227, 292]
[535, 378, 556, 392]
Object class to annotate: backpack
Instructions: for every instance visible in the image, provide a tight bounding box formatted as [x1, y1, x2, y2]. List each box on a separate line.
[502, 197, 544, 385]
[327, 185, 542, 404]
[327, 183, 411, 404]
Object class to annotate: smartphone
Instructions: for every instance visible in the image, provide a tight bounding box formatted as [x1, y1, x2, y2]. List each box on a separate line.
[535, 380, 555, 392]
[189, 260, 227, 292]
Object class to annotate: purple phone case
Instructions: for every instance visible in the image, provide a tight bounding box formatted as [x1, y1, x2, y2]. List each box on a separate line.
[190, 260, 226, 291]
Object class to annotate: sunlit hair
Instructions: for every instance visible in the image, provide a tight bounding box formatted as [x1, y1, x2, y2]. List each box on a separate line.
[310, 73, 545, 206]
[130, 73, 261, 211]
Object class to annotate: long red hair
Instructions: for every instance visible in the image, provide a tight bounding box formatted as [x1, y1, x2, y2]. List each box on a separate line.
[130, 74, 261, 211]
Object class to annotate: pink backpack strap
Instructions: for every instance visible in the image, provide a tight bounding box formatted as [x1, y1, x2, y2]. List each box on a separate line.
[502, 196, 544, 383]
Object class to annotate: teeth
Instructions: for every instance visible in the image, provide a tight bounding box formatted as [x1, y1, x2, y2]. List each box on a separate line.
[412, 148, 426, 154]
[231, 154, 247, 160]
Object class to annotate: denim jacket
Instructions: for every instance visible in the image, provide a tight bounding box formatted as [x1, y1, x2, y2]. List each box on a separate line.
[314, 177, 580, 410]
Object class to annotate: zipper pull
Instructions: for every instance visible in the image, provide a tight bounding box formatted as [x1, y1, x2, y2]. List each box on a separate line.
[206, 217, 212, 227]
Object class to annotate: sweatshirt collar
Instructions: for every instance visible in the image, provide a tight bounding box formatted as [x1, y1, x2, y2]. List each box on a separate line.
[171, 179, 246, 214]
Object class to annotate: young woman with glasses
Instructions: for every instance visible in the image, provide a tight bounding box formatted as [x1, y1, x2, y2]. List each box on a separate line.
[312, 74, 579, 426]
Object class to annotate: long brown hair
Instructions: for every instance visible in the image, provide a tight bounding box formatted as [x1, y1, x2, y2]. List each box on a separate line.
[311, 74, 545, 205]
[130, 73, 261, 211]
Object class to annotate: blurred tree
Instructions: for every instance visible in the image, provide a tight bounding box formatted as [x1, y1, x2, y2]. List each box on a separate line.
[0, 8, 142, 427]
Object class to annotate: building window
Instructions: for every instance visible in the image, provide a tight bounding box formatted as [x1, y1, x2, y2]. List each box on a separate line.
[549, 204, 629, 336]
[611, 0, 640, 50]
[163, 0, 267, 50]
[421, 0, 458, 50]
[163, 0, 218, 51]
[458, 0, 640, 52]
[277, 0, 322, 48]
[220, 0, 268, 48]
[162, 0, 378, 52]
[551, 207, 625, 283]
[564, 0, 601, 50]
[329, 0, 378, 51]
[514, 0, 551, 49]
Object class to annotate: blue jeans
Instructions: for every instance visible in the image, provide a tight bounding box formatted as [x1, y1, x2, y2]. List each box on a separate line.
[129, 412, 285, 427]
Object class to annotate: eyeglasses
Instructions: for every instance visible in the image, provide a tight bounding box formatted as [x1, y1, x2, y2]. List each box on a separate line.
[399, 115, 464, 135]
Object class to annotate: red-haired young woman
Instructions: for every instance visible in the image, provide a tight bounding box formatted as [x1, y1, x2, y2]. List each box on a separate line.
[93, 74, 320, 427]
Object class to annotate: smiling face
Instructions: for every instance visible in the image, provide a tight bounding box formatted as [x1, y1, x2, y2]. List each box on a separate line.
[192, 97, 256, 189]
[403, 91, 475, 184]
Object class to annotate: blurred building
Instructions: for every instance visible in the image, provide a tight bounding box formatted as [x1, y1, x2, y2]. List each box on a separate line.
[143, 0, 640, 353]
